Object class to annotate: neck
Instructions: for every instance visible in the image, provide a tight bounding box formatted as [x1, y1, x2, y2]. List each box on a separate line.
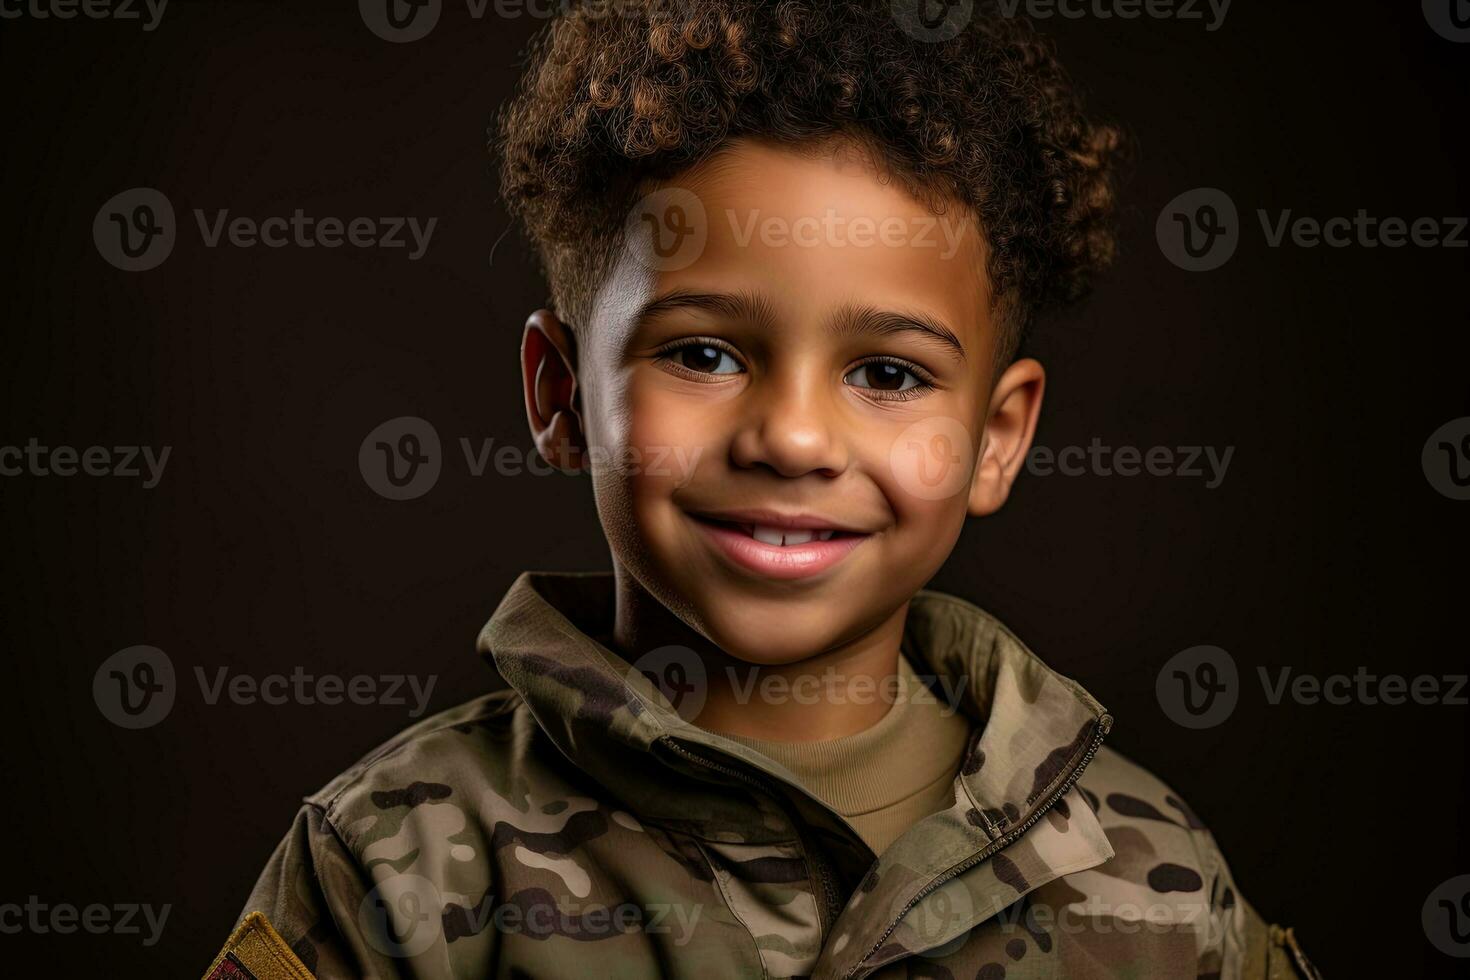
[610, 564, 909, 741]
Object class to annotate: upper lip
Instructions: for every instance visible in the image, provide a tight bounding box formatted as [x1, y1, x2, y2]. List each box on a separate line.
[686, 508, 873, 534]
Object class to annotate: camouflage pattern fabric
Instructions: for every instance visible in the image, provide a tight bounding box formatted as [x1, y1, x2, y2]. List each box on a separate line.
[221, 571, 1319, 979]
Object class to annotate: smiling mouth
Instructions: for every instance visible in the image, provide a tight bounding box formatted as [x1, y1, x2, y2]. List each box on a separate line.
[686, 511, 872, 579]
[696, 519, 850, 546]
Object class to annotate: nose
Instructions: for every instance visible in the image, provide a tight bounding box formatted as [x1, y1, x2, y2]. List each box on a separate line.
[729, 370, 850, 478]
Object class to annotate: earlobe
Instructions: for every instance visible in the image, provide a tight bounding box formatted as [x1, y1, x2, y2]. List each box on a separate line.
[521, 309, 587, 473]
[967, 358, 1045, 517]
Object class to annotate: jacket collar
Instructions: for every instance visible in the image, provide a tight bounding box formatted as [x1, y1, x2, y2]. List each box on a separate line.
[479, 571, 1115, 976]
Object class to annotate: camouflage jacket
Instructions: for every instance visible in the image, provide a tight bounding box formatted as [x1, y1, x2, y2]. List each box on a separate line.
[216, 572, 1319, 979]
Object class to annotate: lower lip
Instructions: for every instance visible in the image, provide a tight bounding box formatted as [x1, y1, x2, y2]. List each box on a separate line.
[690, 518, 868, 581]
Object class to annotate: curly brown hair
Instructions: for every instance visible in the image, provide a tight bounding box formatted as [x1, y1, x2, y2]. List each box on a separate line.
[496, 0, 1120, 362]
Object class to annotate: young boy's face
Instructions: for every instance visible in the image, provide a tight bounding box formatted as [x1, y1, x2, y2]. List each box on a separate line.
[524, 139, 1044, 665]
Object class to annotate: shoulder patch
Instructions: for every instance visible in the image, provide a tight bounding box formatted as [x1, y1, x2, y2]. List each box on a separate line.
[202, 911, 315, 980]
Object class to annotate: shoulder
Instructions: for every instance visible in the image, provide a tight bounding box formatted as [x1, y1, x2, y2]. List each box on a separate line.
[1074, 747, 1324, 978]
[234, 692, 544, 976]
[1080, 744, 1205, 821]
[1077, 745, 1236, 903]
[299, 688, 571, 850]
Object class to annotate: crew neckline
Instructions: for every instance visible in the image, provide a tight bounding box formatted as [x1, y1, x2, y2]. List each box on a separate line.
[722, 654, 971, 818]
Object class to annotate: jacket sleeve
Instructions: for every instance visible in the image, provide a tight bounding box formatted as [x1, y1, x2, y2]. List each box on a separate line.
[207, 805, 467, 980]
[221, 802, 501, 979]
[220, 804, 410, 979]
[1191, 823, 1323, 980]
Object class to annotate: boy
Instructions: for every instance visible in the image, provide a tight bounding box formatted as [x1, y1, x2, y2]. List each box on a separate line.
[207, 2, 1319, 977]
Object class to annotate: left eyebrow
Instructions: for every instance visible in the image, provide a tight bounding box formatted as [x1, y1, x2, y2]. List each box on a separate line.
[826, 303, 968, 362]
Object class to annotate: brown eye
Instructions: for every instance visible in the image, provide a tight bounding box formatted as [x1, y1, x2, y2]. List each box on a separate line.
[673, 344, 742, 374]
[845, 361, 919, 392]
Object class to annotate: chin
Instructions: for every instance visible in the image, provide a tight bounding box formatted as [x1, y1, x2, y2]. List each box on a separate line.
[694, 595, 869, 666]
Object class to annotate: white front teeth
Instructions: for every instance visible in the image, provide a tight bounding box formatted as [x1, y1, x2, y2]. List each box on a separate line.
[747, 525, 834, 546]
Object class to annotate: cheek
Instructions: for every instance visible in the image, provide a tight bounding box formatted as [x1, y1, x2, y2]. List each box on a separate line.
[612, 379, 721, 514]
[858, 410, 980, 575]
[873, 412, 979, 518]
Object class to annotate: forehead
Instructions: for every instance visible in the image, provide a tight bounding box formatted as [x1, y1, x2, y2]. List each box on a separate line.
[596, 138, 993, 354]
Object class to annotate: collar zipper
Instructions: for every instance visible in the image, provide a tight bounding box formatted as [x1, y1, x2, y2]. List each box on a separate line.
[844, 714, 1112, 980]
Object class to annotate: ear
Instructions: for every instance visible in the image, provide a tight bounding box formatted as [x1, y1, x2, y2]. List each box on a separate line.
[968, 357, 1045, 516]
[520, 308, 586, 473]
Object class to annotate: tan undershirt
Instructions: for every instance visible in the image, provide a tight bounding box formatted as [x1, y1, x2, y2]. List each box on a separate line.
[725, 655, 972, 855]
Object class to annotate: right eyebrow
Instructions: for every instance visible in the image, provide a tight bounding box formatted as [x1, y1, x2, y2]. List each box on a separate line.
[633, 288, 780, 333]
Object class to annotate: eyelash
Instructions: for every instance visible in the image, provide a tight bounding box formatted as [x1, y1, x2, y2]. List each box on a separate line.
[846, 356, 938, 402]
[651, 338, 938, 401]
[651, 336, 745, 381]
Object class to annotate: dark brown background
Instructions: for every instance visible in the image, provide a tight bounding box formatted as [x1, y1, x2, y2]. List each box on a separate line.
[1, 0, 1466, 975]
